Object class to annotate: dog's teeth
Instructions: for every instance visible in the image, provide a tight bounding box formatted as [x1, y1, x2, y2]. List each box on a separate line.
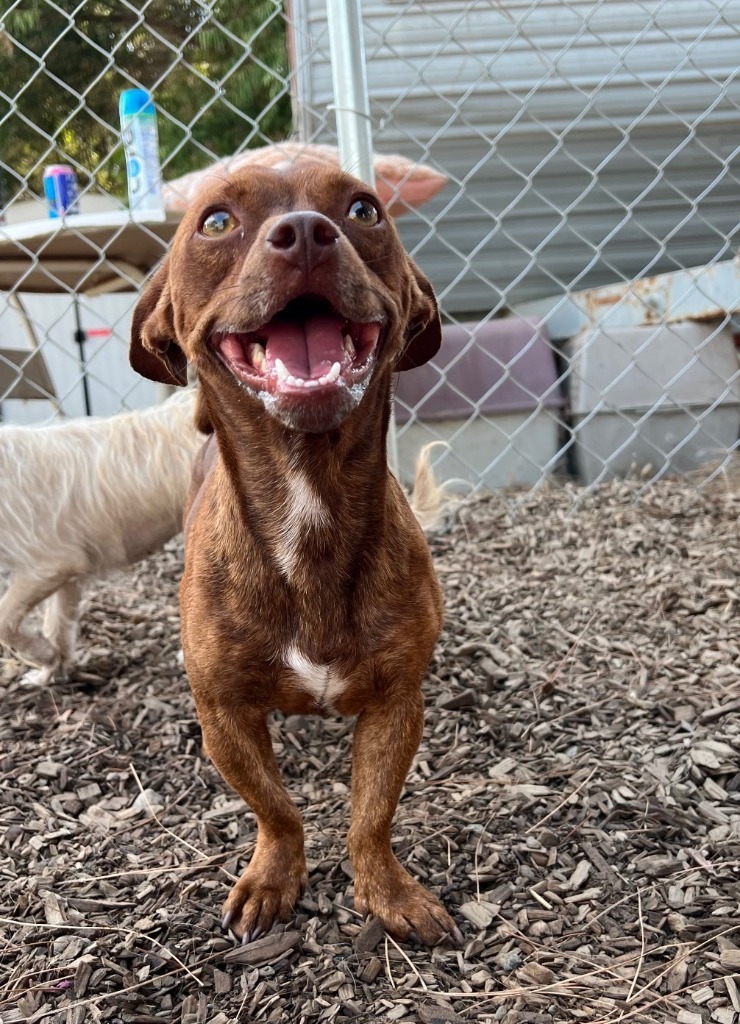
[316, 363, 341, 385]
[343, 334, 356, 357]
[249, 343, 266, 371]
[276, 362, 309, 387]
[304, 379, 319, 388]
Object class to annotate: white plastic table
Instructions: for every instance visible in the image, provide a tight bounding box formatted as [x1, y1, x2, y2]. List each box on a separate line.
[0, 207, 183, 407]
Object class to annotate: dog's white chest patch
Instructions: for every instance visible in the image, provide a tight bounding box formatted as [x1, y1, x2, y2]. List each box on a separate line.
[275, 472, 330, 579]
[285, 645, 348, 709]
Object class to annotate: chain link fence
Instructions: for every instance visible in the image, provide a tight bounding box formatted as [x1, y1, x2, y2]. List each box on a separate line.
[1, 0, 738, 495]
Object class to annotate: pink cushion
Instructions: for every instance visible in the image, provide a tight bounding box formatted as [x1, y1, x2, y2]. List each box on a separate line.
[394, 319, 562, 422]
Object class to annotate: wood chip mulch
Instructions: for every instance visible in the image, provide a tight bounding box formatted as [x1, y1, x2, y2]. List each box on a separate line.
[2, 472, 740, 1024]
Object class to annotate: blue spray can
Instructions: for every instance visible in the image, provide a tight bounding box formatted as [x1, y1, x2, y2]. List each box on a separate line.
[119, 88, 163, 214]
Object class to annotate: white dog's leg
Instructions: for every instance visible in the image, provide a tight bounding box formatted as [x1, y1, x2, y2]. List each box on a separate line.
[0, 574, 65, 680]
[41, 579, 83, 681]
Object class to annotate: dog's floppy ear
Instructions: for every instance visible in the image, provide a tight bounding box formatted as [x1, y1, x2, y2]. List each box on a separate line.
[130, 258, 188, 387]
[396, 261, 442, 372]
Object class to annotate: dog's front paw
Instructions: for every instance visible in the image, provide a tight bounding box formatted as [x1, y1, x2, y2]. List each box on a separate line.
[222, 853, 307, 943]
[20, 662, 66, 687]
[354, 861, 461, 946]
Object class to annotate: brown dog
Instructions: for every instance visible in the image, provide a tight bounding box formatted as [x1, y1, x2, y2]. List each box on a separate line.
[129, 161, 460, 946]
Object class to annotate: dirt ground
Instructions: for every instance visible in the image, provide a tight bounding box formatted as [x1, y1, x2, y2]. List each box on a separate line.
[2, 472, 740, 1024]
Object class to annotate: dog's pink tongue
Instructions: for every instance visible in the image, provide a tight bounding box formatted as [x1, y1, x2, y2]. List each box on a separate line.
[264, 315, 345, 379]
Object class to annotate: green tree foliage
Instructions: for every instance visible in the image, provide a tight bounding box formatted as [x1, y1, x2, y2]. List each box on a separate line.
[0, 0, 292, 203]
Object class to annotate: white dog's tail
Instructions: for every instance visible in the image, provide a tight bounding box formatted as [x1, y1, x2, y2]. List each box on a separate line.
[408, 442, 459, 533]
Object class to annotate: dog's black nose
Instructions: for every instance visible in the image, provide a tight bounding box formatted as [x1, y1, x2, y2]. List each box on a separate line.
[265, 212, 339, 271]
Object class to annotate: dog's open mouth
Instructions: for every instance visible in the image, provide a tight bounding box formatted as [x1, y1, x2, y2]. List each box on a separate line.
[211, 296, 382, 397]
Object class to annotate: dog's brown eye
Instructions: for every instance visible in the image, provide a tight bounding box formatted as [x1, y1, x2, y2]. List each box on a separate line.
[200, 210, 239, 238]
[347, 198, 380, 227]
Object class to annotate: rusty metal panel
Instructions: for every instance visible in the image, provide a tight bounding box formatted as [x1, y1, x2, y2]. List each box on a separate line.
[519, 258, 740, 338]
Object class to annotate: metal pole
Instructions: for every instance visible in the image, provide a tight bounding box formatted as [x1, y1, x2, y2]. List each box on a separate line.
[325, 0, 400, 476]
[73, 296, 92, 416]
[325, 0, 375, 187]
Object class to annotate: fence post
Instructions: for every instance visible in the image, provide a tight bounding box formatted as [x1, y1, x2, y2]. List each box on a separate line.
[324, 0, 400, 476]
[325, 0, 374, 188]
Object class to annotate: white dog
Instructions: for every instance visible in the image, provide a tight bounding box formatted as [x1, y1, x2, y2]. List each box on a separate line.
[0, 389, 204, 684]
